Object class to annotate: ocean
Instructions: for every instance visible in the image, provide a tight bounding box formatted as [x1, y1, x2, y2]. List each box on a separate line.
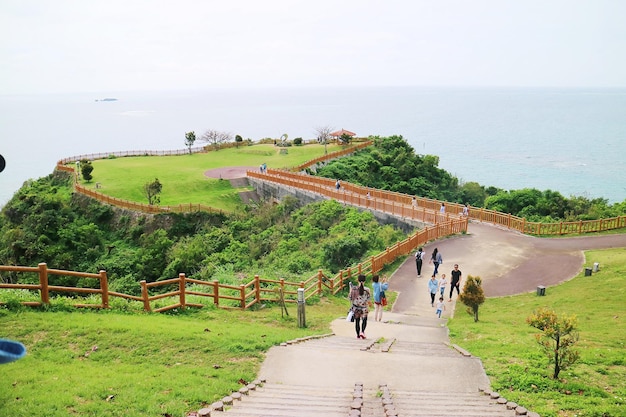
[1, 87, 625, 208]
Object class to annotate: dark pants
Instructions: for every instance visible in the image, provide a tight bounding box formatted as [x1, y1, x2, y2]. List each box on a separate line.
[355, 317, 368, 336]
[430, 291, 436, 305]
[450, 281, 460, 298]
[416, 259, 423, 275]
[433, 261, 440, 275]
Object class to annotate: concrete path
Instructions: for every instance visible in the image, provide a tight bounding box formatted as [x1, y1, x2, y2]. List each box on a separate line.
[254, 221, 625, 414]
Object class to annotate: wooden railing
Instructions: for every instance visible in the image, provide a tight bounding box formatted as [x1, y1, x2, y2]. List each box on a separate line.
[0, 263, 109, 309]
[56, 141, 373, 216]
[290, 140, 373, 171]
[249, 168, 463, 224]
[0, 218, 466, 312]
[250, 168, 626, 236]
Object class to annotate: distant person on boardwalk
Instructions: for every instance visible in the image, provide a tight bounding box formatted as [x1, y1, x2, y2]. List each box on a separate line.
[372, 274, 389, 322]
[435, 296, 446, 318]
[415, 247, 425, 277]
[349, 274, 371, 339]
[430, 248, 443, 275]
[449, 264, 462, 301]
[462, 204, 469, 217]
[411, 196, 418, 208]
[438, 273, 447, 297]
[428, 275, 438, 307]
[335, 179, 341, 190]
[440, 203, 446, 214]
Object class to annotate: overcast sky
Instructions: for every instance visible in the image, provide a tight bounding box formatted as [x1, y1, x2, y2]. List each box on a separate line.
[1, 0, 625, 94]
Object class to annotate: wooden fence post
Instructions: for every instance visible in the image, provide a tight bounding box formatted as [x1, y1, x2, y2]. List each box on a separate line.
[140, 280, 151, 312]
[255, 275, 261, 305]
[99, 270, 109, 308]
[179, 273, 186, 309]
[317, 270, 323, 295]
[212, 280, 219, 307]
[38, 263, 49, 305]
[239, 285, 246, 310]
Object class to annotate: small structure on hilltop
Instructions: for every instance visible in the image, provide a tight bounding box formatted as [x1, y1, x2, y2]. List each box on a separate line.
[330, 128, 356, 144]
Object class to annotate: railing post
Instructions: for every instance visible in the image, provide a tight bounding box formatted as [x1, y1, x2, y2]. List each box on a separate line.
[317, 270, 323, 295]
[38, 263, 49, 305]
[179, 273, 186, 309]
[99, 270, 109, 309]
[213, 280, 219, 306]
[140, 280, 151, 312]
[255, 275, 261, 304]
[240, 285, 246, 310]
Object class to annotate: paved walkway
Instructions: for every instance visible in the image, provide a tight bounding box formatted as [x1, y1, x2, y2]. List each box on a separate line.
[255, 221, 626, 412]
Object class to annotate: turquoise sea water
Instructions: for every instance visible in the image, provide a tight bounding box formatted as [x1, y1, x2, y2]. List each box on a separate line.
[1, 87, 625, 207]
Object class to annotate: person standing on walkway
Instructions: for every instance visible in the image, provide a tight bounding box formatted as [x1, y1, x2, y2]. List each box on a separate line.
[428, 274, 438, 307]
[415, 247, 425, 277]
[435, 296, 446, 318]
[349, 274, 371, 339]
[438, 273, 447, 297]
[449, 264, 462, 301]
[430, 248, 443, 275]
[372, 274, 389, 322]
[335, 179, 341, 190]
[439, 202, 446, 214]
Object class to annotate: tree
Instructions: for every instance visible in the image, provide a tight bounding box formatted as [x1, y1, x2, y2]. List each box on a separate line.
[458, 275, 485, 322]
[201, 129, 232, 150]
[143, 178, 162, 205]
[80, 159, 94, 182]
[339, 133, 352, 144]
[235, 135, 243, 148]
[184, 131, 196, 154]
[314, 125, 333, 155]
[527, 308, 580, 379]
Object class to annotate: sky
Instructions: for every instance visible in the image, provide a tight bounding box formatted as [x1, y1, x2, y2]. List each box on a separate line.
[1, 0, 626, 95]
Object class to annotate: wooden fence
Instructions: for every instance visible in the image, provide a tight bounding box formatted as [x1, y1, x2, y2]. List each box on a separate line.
[0, 219, 466, 312]
[56, 141, 373, 216]
[249, 168, 626, 236]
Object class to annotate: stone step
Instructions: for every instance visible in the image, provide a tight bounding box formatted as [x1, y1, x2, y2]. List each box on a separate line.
[378, 340, 460, 357]
[210, 383, 356, 417]
[388, 389, 518, 417]
[287, 335, 462, 358]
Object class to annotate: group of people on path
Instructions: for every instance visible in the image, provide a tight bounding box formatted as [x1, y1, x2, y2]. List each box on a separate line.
[347, 274, 388, 339]
[346, 247, 463, 336]
[417, 247, 462, 318]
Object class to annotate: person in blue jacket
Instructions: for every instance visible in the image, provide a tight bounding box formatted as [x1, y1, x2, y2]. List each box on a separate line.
[428, 274, 439, 307]
[372, 274, 389, 322]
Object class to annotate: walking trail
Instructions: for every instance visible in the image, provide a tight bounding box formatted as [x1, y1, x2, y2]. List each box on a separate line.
[202, 166, 626, 416]
[207, 221, 625, 416]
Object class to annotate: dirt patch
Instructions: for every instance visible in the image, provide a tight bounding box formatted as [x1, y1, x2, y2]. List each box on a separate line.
[204, 166, 258, 179]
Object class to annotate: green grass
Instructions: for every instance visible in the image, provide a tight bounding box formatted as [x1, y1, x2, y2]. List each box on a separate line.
[0, 297, 348, 417]
[449, 248, 626, 417]
[78, 143, 343, 212]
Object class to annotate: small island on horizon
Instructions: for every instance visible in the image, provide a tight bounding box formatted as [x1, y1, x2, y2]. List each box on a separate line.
[95, 98, 118, 102]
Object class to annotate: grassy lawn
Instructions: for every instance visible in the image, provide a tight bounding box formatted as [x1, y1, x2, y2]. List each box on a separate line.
[78, 143, 344, 212]
[0, 296, 348, 417]
[448, 248, 626, 417]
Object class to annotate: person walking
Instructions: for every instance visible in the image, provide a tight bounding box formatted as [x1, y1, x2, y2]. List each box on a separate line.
[438, 273, 447, 297]
[349, 274, 371, 339]
[435, 296, 446, 318]
[449, 264, 462, 301]
[372, 274, 389, 322]
[430, 248, 443, 275]
[335, 179, 341, 190]
[439, 202, 446, 214]
[428, 274, 438, 307]
[415, 247, 425, 277]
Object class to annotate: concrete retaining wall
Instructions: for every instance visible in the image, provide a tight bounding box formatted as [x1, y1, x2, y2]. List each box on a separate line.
[248, 177, 425, 233]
